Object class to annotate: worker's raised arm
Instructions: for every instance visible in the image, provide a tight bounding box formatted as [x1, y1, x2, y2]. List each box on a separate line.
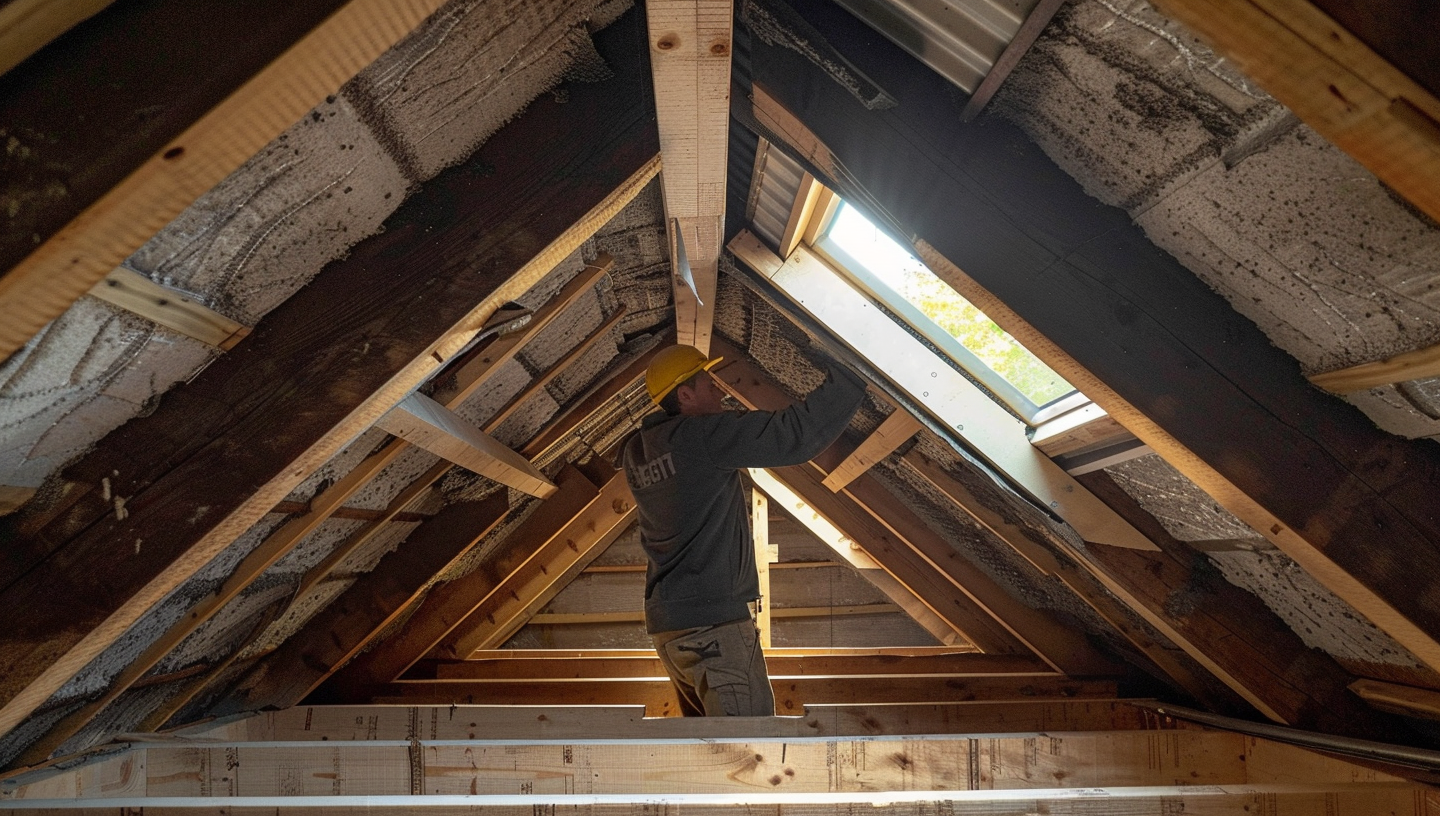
[702, 363, 866, 470]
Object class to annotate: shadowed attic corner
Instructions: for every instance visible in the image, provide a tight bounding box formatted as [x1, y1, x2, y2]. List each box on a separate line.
[3, 0, 1440, 811]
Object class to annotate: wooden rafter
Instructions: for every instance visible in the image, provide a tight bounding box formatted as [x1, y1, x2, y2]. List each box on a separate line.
[0, 16, 660, 741]
[899, 449, 1240, 713]
[0, 0, 118, 77]
[0, 0, 453, 361]
[376, 394, 557, 498]
[1146, 0, 1440, 226]
[821, 408, 922, 492]
[1309, 342, 1440, 393]
[1075, 470, 1414, 739]
[711, 341, 1123, 677]
[320, 466, 604, 694]
[215, 493, 511, 715]
[426, 470, 637, 659]
[647, 0, 731, 353]
[86, 266, 250, 350]
[751, 468, 971, 647]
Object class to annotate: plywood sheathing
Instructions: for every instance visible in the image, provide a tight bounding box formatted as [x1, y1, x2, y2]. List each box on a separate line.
[991, 0, 1440, 434]
[1104, 454, 1429, 675]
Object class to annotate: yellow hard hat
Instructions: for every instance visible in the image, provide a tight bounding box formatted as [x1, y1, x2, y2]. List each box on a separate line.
[646, 344, 723, 404]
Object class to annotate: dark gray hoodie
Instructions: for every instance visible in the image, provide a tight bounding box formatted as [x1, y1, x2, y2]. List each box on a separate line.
[618, 364, 865, 633]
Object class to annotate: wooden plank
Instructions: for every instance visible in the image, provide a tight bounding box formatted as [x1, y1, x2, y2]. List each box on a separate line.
[376, 393, 558, 498]
[87, 266, 250, 349]
[373, 675, 1120, 714]
[1350, 678, 1440, 721]
[778, 172, 821, 259]
[217, 493, 511, 715]
[0, 0, 441, 361]
[1309, 341, 1440, 393]
[1076, 469, 1414, 740]
[0, 0, 118, 77]
[711, 340, 1123, 677]
[1029, 404, 1133, 458]
[220, 700, 1195, 742]
[753, 490, 773, 647]
[1146, 0, 1440, 225]
[426, 471, 637, 660]
[820, 408, 922, 492]
[647, 0, 730, 353]
[0, 485, 34, 516]
[901, 449, 1235, 712]
[0, 13, 660, 742]
[320, 466, 602, 693]
[526, 604, 902, 625]
[432, 652, 1051, 680]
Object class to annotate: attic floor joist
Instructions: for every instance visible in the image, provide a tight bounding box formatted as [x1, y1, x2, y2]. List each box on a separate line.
[0, 11, 660, 743]
[740, 0, 1440, 678]
[1, 706, 1425, 815]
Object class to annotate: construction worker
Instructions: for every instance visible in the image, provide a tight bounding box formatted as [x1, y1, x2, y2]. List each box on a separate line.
[618, 344, 865, 715]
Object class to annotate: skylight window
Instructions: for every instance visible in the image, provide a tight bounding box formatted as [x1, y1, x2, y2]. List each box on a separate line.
[813, 202, 1076, 419]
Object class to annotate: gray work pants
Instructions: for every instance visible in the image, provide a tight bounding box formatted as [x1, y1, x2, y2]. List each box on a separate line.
[652, 617, 774, 716]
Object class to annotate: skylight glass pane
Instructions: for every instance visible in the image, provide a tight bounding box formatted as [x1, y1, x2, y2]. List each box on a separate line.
[827, 204, 1075, 406]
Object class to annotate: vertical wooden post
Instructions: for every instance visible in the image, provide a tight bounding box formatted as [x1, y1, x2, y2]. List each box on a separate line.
[753, 489, 772, 648]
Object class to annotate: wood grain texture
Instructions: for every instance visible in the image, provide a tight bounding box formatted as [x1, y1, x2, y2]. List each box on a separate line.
[377, 393, 557, 498]
[821, 408, 921, 492]
[218, 493, 511, 714]
[0, 0, 441, 360]
[0, 11, 658, 742]
[87, 266, 250, 349]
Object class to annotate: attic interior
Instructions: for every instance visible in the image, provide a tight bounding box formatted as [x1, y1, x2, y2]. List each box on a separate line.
[2, 0, 1440, 811]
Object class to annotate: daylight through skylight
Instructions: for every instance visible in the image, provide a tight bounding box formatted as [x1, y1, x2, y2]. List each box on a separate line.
[823, 203, 1075, 410]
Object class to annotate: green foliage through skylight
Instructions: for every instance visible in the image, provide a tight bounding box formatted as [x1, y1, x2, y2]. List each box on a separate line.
[826, 205, 1074, 407]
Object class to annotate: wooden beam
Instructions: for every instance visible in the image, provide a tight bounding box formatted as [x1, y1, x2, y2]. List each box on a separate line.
[114, 701, 1204, 742]
[1029, 403, 1133, 458]
[647, 0, 730, 353]
[1076, 469, 1415, 740]
[376, 393, 557, 498]
[712, 341, 1123, 677]
[320, 466, 603, 693]
[0, 0, 448, 361]
[900, 449, 1235, 712]
[1350, 678, 1440, 722]
[525, 603, 903, 625]
[426, 471, 637, 660]
[216, 493, 511, 715]
[86, 265, 251, 349]
[372, 675, 1120, 714]
[821, 408, 922, 492]
[0, 0, 118, 77]
[431, 652, 1049, 681]
[1145, 0, 1440, 226]
[0, 16, 660, 741]
[1309, 341, 1440, 393]
[753, 489, 773, 647]
[777, 172, 821, 259]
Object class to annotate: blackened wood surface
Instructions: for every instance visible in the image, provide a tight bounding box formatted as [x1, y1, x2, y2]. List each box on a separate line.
[743, 0, 1440, 667]
[0, 0, 348, 276]
[1077, 470, 1416, 742]
[0, 11, 656, 719]
[220, 492, 510, 713]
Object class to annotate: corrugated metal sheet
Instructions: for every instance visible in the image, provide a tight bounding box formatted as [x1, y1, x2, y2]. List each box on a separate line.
[831, 0, 1039, 92]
